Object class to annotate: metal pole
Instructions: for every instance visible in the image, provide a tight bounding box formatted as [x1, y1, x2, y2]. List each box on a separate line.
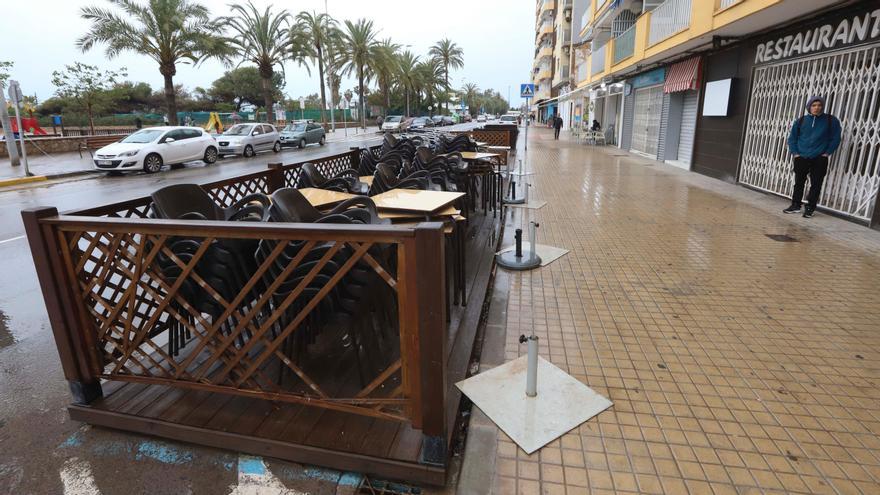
[526, 335, 538, 397]
[10, 99, 31, 176]
[0, 83, 20, 167]
[529, 221, 538, 262]
[525, 97, 530, 151]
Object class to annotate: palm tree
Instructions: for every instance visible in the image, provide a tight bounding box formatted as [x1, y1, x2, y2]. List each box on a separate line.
[429, 38, 464, 114]
[461, 82, 479, 117]
[296, 11, 337, 128]
[340, 18, 378, 129]
[77, 0, 230, 125]
[223, 2, 302, 123]
[323, 34, 345, 125]
[396, 51, 419, 117]
[415, 58, 444, 115]
[372, 38, 400, 117]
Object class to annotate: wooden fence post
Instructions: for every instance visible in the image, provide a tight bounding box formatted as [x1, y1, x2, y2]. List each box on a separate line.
[414, 224, 447, 466]
[267, 162, 285, 193]
[21, 207, 103, 404]
[349, 147, 362, 171]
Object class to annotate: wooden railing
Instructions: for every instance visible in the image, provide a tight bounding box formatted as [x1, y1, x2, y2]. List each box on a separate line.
[22, 143, 449, 448]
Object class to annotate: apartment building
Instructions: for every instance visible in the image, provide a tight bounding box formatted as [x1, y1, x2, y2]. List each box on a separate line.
[559, 0, 880, 228]
[531, 0, 576, 123]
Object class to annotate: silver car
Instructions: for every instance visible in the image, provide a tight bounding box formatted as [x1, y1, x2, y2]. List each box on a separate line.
[217, 123, 281, 157]
[279, 122, 326, 148]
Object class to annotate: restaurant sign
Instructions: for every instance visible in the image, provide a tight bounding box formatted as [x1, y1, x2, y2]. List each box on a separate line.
[754, 7, 880, 65]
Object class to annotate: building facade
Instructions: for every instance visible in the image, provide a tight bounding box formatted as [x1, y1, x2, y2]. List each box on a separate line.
[531, 0, 577, 123]
[559, 0, 880, 228]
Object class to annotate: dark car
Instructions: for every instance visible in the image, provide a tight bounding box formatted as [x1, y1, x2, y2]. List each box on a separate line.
[441, 116, 455, 126]
[279, 122, 326, 148]
[409, 117, 434, 131]
[431, 115, 445, 126]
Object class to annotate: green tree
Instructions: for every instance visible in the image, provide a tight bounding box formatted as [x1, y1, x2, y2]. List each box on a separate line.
[51, 62, 125, 134]
[415, 58, 444, 115]
[429, 38, 464, 114]
[396, 51, 419, 117]
[372, 38, 400, 117]
[0, 61, 12, 86]
[460, 82, 479, 116]
[209, 67, 284, 111]
[78, 0, 230, 125]
[108, 81, 154, 113]
[340, 19, 379, 129]
[223, 1, 307, 123]
[296, 11, 338, 128]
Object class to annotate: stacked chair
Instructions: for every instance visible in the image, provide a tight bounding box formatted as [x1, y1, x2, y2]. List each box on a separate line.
[295, 162, 366, 194]
[148, 184, 272, 356]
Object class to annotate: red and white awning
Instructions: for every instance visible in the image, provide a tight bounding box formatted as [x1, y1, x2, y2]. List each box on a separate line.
[664, 56, 702, 93]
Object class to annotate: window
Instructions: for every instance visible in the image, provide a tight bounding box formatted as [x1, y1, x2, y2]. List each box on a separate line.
[183, 129, 202, 139]
[163, 130, 186, 141]
[262, 125, 275, 134]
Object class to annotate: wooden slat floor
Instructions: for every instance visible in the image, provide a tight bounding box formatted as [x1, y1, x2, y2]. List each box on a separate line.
[68, 204, 502, 486]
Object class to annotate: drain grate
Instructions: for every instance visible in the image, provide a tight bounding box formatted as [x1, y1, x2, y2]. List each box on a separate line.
[765, 234, 799, 242]
[357, 477, 422, 494]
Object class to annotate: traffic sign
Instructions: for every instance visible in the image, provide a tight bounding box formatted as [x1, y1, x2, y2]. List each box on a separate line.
[7, 80, 22, 105]
[520, 83, 535, 99]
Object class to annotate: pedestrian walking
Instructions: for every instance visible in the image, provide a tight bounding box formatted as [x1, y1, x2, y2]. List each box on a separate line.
[783, 96, 841, 218]
[553, 114, 563, 140]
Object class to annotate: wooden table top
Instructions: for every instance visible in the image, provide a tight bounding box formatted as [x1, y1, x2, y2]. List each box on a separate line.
[378, 205, 460, 219]
[474, 141, 489, 147]
[458, 151, 501, 161]
[298, 188, 358, 208]
[359, 175, 374, 186]
[370, 189, 465, 213]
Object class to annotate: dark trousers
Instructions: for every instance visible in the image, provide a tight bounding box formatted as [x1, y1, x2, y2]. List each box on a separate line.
[791, 155, 828, 210]
[554, 127, 561, 139]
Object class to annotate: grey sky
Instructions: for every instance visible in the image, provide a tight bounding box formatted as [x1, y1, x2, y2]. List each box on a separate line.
[4, 0, 534, 107]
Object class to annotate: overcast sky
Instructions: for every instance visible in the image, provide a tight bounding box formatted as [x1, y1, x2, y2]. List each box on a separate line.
[4, 0, 534, 107]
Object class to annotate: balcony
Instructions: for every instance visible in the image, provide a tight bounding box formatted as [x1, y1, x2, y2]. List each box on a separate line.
[717, 0, 739, 10]
[561, 28, 572, 46]
[536, 67, 553, 81]
[576, 62, 588, 84]
[591, 43, 607, 76]
[612, 24, 636, 64]
[539, 0, 556, 15]
[553, 65, 570, 87]
[648, 0, 692, 46]
[538, 22, 554, 38]
[579, 8, 591, 37]
[536, 45, 553, 59]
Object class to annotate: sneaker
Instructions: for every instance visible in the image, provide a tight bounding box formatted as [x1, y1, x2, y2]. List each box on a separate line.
[803, 208, 814, 218]
[783, 205, 801, 214]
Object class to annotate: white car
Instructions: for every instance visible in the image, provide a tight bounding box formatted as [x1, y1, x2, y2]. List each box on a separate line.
[476, 115, 487, 122]
[93, 126, 218, 174]
[381, 115, 406, 133]
[217, 123, 282, 157]
[499, 115, 519, 125]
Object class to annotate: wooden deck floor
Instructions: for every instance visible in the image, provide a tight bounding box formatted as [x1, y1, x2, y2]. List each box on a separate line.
[68, 206, 501, 486]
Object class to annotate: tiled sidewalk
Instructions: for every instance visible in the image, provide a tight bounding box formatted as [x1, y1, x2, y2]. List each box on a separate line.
[470, 128, 880, 494]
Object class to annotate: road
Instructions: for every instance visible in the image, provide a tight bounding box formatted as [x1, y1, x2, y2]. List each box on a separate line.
[0, 123, 481, 494]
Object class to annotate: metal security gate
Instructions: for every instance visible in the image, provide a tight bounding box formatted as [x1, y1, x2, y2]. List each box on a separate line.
[740, 43, 880, 222]
[678, 90, 699, 166]
[631, 85, 664, 157]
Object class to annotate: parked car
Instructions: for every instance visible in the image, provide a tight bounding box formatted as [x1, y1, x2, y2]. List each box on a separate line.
[461, 114, 472, 123]
[431, 115, 445, 126]
[381, 115, 409, 133]
[92, 126, 218, 174]
[280, 122, 326, 148]
[217, 123, 281, 157]
[476, 114, 487, 122]
[499, 114, 518, 125]
[409, 117, 434, 130]
[441, 116, 455, 126]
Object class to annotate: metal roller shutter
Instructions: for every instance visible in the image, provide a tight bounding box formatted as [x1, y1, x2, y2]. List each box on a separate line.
[658, 92, 671, 161]
[677, 90, 698, 166]
[631, 85, 663, 157]
[621, 91, 634, 150]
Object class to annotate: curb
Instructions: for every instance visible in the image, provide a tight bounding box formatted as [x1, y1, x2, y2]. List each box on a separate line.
[0, 175, 47, 187]
[0, 170, 99, 189]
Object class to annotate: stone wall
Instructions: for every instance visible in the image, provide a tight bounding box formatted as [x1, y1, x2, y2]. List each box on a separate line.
[0, 136, 90, 158]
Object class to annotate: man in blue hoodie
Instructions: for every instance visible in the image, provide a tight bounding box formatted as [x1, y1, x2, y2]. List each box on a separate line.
[784, 96, 841, 218]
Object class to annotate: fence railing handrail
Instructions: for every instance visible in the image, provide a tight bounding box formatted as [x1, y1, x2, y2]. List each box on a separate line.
[648, 0, 692, 46]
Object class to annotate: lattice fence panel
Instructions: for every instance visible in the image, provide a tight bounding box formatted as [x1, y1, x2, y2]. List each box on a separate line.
[312, 153, 356, 178]
[740, 43, 880, 221]
[63, 228, 407, 420]
[205, 172, 273, 208]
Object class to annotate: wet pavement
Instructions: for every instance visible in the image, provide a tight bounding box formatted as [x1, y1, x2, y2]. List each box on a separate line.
[0, 124, 483, 494]
[474, 128, 880, 494]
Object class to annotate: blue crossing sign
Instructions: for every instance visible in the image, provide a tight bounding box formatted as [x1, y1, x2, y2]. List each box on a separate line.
[520, 83, 535, 99]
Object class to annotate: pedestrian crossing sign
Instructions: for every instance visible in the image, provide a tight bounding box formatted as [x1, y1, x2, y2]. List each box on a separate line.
[520, 84, 535, 99]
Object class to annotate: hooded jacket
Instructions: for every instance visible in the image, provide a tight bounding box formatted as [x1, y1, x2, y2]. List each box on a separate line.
[786, 96, 841, 159]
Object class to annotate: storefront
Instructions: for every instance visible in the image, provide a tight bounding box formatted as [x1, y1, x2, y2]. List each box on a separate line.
[621, 68, 666, 159]
[738, 3, 880, 224]
[655, 57, 702, 170]
[588, 84, 623, 145]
